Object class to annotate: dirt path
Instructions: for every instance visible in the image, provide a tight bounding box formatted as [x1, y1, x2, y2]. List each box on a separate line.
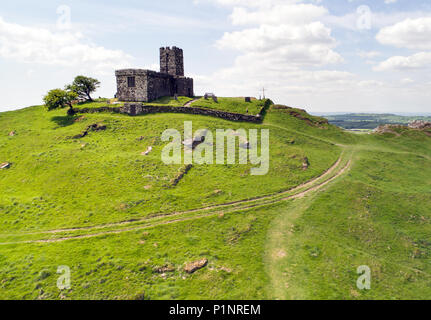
[265, 200, 310, 300]
[265, 159, 352, 300]
[183, 98, 200, 107]
[0, 156, 352, 245]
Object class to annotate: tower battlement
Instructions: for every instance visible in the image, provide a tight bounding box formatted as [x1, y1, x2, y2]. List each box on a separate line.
[160, 46, 184, 77]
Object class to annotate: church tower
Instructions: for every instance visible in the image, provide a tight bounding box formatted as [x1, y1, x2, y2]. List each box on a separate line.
[160, 46, 184, 77]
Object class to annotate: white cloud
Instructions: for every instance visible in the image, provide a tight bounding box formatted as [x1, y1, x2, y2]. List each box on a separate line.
[195, 0, 302, 8]
[401, 78, 414, 84]
[324, 9, 431, 32]
[376, 17, 431, 50]
[374, 52, 431, 71]
[188, 0, 431, 112]
[194, 0, 383, 111]
[358, 80, 384, 87]
[214, 0, 343, 68]
[195, 62, 356, 98]
[216, 22, 342, 66]
[230, 4, 327, 26]
[357, 51, 382, 59]
[201, 0, 345, 106]
[0, 16, 133, 75]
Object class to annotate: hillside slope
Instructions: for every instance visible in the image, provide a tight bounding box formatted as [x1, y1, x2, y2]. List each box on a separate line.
[0, 102, 430, 299]
[0, 104, 339, 232]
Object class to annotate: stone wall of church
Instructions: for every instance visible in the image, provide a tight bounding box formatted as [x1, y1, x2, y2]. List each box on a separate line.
[146, 71, 174, 101]
[115, 69, 149, 102]
[174, 77, 194, 97]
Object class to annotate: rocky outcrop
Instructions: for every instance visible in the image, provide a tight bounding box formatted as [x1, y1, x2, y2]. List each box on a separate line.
[184, 258, 208, 274]
[374, 123, 431, 137]
[373, 124, 405, 136]
[409, 120, 431, 130]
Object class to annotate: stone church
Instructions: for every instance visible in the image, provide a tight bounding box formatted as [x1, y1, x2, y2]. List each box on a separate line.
[115, 47, 194, 102]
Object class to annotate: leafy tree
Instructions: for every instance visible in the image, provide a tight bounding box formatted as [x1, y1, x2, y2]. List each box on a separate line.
[43, 89, 78, 116]
[66, 76, 100, 102]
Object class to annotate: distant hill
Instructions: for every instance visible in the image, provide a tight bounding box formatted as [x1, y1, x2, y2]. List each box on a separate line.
[319, 113, 431, 130]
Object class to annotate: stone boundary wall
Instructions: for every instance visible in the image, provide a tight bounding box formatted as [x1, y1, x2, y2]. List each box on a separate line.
[75, 99, 273, 124]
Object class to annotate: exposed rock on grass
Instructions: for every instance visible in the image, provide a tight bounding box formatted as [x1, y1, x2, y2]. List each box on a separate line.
[302, 157, 310, 170]
[374, 123, 431, 137]
[141, 146, 152, 156]
[409, 120, 431, 130]
[8, 131, 15, 136]
[73, 123, 106, 139]
[373, 124, 405, 136]
[87, 123, 107, 132]
[184, 258, 208, 274]
[74, 116, 85, 122]
[183, 130, 208, 150]
[239, 141, 250, 149]
[0, 162, 11, 169]
[153, 264, 175, 274]
[73, 132, 86, 139]
[219, 267, 232, 273]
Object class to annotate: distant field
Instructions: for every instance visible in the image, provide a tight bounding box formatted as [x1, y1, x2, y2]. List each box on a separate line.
[322, 113, 431, 130]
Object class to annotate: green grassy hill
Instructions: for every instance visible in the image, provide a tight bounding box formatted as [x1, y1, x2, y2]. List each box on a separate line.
[0, 99, 430, 300]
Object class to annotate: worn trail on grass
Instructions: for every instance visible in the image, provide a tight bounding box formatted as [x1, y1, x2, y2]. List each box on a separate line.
[183, 98, 200, 107]
[0, 153, 352, 245]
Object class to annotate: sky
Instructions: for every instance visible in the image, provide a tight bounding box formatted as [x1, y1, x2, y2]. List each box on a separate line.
[0, 0, 431, 113]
